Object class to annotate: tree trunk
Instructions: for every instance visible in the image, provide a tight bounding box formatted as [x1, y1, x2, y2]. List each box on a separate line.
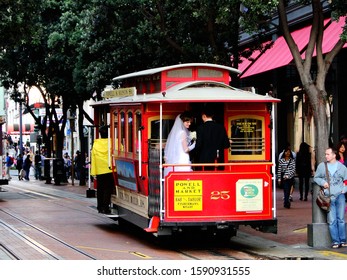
[305, 83, 329, 164]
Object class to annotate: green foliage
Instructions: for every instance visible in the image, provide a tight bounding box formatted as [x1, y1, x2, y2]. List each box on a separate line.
[0, 0, 245, 100]
[238, 0, 278, 32]
[0, 0, 345, 160]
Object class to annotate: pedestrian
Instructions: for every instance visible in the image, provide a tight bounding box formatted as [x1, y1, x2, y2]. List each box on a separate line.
[337, 141, 347, 166]
[63, 152, 71, 182]
[277, 148, 296, 209]
[278, 142, 296, 159]
[84, 152, 90, 180]
[16, 154, 24, 180]
[5, 152, 13, 180]
[23, 154, 32, 181]
[74, 151, 82, 180]
[314, 147, 347, 249]
[296, 142, 314, 201]
[164, 112, 195, 176]
[34, 150, 42, 180]
[336, 141, 347, 202]
[195, 107, 230, 170]
[91, 126, 115, 214]
[278, 142, 296, 201]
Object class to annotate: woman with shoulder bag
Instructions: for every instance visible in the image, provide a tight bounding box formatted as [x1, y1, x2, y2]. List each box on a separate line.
[277, 148, 296, 209]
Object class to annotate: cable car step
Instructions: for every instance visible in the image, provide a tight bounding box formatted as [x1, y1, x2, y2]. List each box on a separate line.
[104, 209, 119, 218]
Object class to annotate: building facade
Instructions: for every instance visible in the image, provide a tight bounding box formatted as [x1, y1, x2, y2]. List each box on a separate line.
[237, 3, 346, 155]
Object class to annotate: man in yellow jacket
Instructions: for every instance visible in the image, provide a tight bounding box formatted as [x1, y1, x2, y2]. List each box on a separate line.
[91, 126, 115, 214]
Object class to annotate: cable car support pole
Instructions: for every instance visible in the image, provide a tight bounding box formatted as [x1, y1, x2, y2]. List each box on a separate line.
[159, 103, 164, 221]
[271, 102, 277, 218]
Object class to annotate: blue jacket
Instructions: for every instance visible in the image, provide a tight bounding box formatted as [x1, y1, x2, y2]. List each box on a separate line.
[314, 161, 347, 198]
[6, 156, 13, 167]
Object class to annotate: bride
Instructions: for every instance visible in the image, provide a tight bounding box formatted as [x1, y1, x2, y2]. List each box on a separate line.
[164, 112, 196, 176]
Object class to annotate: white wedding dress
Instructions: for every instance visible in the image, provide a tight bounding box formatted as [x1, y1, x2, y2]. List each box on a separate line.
[164, 115, 193, 176]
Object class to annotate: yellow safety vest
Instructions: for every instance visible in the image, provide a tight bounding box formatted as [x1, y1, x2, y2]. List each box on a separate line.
[90, 138, 113, 176]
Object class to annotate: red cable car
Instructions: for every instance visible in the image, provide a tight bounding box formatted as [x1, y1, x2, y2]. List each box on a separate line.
[91, 63, 280, 238]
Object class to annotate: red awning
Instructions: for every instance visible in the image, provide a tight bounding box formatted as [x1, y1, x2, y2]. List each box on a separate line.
[239, 18, 343, 78]
[237, 48, 262, 73]
[302, 16, 347, 58]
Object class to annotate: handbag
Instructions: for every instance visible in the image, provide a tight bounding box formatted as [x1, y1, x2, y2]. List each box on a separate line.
[316, 162, 331, 212]
[316, 189, 331, 211]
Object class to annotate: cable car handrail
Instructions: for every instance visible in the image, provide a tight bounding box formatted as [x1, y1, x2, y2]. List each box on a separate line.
[162, 162, 273, 168]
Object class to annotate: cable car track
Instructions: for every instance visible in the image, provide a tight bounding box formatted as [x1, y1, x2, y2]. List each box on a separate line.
[1, 184, 276, 260]
[0, 243, 20, 260]
[175, 247, 276, 260]
[1, 181, 310, 260]
[0, 208, 97, 260]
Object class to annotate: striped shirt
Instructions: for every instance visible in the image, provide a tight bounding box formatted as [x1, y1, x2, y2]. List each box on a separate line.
[277, 158, 296, 180]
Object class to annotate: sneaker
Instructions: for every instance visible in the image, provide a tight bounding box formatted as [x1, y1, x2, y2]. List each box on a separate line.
[289, 195, 293, 202]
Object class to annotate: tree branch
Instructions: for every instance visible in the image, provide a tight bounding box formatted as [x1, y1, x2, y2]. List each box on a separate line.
[277, 0, 304, 74]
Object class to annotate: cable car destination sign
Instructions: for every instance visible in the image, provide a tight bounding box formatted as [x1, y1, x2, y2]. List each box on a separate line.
[102, 87, 136, 99]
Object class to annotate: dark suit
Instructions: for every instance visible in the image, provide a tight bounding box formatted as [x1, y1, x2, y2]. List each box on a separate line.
[196, 120, 230, 169]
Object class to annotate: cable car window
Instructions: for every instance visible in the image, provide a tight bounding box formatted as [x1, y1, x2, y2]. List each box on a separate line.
[228, 116, 265, 160]
[128, 111, 133, 153]
[198, 69, 223, 78]
[120, 111, 125, 151]
[149, 117, 175, 140]
[135, 111, 142, 154]
[167, 68, 192, 78]
[113, 110, 118, 152]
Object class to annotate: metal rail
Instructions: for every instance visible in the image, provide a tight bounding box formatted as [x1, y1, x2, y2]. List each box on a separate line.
[0, 209, 97, 260]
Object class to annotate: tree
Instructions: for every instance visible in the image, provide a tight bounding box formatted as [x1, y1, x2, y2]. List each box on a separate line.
[240, 0, 347, 162]
[0, 0, 91, 185]
[0, 0, 66, 161]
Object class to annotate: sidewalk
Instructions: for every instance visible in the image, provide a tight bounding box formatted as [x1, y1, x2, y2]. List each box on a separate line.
[241, 188, 313, 246]
[238, 186, 347, 260]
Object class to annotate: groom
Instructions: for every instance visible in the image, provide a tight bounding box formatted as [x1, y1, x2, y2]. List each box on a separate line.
[195, 107, 230, 170]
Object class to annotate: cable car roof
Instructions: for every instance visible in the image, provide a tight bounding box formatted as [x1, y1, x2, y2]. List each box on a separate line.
[94, 80, 280, 106]
[112, 63, 241, 81]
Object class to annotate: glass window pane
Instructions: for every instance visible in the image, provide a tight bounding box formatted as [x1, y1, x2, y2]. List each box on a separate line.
[135, 112, 142, 154]
[229, 117, 264, 159]
[150, 119, 175, 140]
[120, 111, 125, 151]
[113, 110, 118, 151]
[128, 111, 133, 153]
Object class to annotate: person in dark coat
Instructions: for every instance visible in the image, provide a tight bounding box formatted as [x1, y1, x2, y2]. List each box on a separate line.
[23, 154, 32, 181]
[195, 107, 230, 170]
[296, 142, 313, 201]
[16, 154, 24, 180]
[74, 151, 82, 180]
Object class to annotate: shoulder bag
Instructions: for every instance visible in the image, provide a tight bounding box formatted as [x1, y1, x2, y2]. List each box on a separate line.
[316, 162, 331, 212]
